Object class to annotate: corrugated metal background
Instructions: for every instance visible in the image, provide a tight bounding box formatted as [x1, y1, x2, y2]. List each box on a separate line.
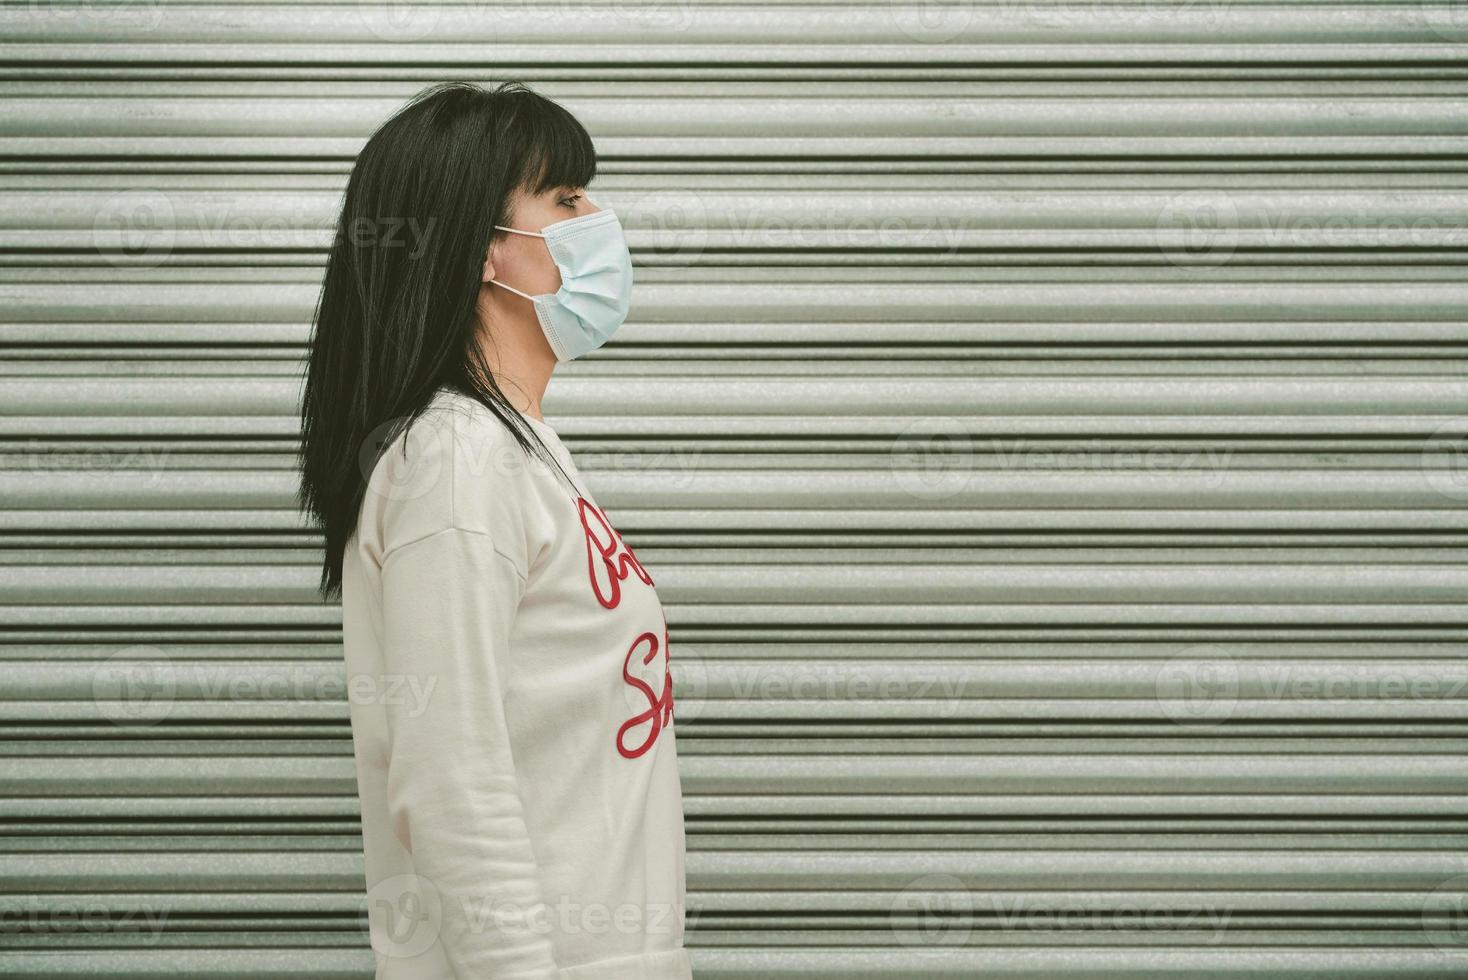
[3, 2, 1468, 977]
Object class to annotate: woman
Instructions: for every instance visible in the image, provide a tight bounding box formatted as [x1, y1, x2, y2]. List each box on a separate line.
[297, 80, 690, 980]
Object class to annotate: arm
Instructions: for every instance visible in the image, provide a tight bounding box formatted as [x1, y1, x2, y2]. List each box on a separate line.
[378, 524, 560, 978]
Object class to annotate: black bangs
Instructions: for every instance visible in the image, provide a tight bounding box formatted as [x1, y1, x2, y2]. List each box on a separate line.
[493, 81, 599, 197]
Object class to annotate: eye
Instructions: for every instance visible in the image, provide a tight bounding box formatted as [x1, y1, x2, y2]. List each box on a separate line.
[558, 193, 582, 209]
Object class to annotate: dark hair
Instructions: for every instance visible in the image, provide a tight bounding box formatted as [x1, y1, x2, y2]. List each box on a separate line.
[298, 79, 592, 600]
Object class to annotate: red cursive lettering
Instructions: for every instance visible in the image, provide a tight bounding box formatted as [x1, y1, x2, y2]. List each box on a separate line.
[578, 495, 653, 609]
[615, 619, 674, 760]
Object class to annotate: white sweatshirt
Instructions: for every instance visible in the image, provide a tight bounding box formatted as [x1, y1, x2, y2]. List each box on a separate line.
[340, 386, 690, 980]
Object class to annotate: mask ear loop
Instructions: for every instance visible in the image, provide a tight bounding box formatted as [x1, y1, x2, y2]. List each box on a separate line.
[487, 277, 537, 301]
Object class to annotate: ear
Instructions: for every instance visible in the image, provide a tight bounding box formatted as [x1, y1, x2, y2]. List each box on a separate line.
[482, 253, 494, 284]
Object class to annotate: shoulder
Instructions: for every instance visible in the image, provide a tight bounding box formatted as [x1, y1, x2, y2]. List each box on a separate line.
[364, 389, 545, 575]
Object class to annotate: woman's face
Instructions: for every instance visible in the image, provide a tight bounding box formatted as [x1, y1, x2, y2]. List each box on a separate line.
[485, 184, 599, 297]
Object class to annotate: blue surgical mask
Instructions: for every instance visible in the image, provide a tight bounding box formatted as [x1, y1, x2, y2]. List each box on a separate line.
[488, 208, 634, 362]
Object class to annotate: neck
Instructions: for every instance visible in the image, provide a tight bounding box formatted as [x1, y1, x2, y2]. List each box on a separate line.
[473, 287, 557, 420]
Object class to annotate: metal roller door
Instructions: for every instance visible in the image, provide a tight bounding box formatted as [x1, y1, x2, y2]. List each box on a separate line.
[3, 2, 1467, 977]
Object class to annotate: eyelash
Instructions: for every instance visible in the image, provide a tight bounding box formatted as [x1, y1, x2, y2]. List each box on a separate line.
[559, 194, 582, 209]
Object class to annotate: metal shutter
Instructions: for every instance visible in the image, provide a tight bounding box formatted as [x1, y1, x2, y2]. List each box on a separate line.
[3, 2, 1467, 977]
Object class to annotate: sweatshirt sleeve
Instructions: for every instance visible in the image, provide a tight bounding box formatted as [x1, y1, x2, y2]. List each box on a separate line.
[377, 523, 561, 979]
